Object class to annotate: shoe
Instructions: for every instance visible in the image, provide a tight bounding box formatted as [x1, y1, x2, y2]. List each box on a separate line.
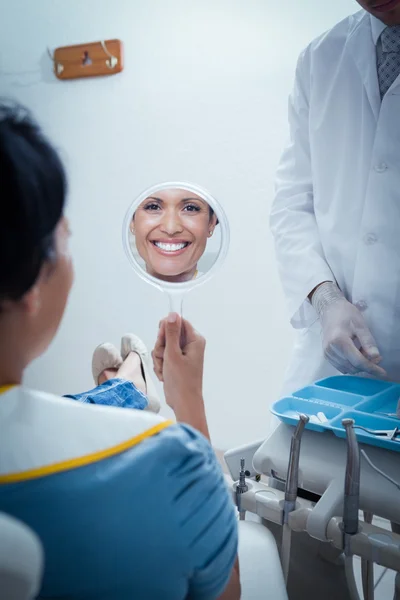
[92, 343, 123, 386]
[121, 334, 161, 413]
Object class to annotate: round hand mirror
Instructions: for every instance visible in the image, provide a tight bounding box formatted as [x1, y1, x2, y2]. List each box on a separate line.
[122, 181, 230, 313]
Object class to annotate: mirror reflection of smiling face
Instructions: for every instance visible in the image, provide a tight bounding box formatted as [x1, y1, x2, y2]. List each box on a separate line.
[131, 188, 218, 283]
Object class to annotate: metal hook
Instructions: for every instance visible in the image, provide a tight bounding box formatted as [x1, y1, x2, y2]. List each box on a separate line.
[100, 41, 118, 69]
[47, 47, 64, 75]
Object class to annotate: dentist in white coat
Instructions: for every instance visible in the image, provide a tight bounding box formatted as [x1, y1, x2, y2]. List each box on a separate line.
[271, 0, 400, 396]
[270, 2, 400, 598]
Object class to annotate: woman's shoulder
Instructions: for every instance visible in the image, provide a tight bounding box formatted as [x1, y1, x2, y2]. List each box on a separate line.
[138, 421, 218, 481]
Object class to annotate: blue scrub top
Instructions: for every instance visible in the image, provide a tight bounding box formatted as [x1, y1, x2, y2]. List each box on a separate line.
[0, 422, 238, 599]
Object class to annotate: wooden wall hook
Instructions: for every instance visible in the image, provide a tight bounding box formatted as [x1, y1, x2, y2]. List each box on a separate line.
[49, 39, 123, 81]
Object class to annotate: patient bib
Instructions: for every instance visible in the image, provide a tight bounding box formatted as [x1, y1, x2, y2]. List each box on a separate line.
[0, 386, 170, 481]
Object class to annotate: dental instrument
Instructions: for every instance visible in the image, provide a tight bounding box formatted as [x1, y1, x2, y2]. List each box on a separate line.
[236, 458, 249, 521]
[248, 417, 400, 535]
[224, 439, 264, 481]
[225, 422, 400, 597]
[376, 412, 400, 418]
[298, 411, 326, 425]
[377, 398, 400, 419]
[225, 372, 400, 598]
[353, 425, 400, 439]
[342, 418, 363, 600]
[281, 413, 309, 584]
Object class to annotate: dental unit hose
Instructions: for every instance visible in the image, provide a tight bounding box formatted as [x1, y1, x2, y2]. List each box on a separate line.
[342, 418, 362, 600]
[235, 458, 248, 521]
[359, 447, 400, 600]
[281, 413, 309, 585]
[361, 512, 374, 600]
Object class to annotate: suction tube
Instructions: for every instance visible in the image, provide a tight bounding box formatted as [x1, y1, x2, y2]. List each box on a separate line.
[344, 555, 362, 600]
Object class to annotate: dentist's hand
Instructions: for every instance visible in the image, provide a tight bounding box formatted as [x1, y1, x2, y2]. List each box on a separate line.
[312, 283, 386, 377]
[152, 313, 209, 437]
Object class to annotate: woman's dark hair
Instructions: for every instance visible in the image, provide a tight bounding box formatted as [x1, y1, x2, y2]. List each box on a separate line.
[208, 206, 219, 225]
[0, 100, 66, 303]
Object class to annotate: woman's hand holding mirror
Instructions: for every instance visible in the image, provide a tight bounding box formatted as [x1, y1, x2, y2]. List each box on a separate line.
[152, 313, 210, 439]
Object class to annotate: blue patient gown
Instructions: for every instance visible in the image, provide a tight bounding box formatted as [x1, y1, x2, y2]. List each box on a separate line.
[0, 386, 238, 599]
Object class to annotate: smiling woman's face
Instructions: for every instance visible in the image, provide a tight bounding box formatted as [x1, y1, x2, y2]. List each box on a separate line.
[131, 188, 217, 282]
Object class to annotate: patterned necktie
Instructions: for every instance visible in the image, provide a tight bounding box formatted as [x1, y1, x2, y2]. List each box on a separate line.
[377, 25, 400, 98]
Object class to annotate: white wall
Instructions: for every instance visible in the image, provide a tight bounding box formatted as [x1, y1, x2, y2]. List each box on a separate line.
[0, 0, 359, 449]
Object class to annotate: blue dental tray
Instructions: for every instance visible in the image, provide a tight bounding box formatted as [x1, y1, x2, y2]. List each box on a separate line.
[271, 376, 400, 453]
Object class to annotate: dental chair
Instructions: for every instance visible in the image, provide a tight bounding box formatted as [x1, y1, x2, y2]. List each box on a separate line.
[0, 512, 44, 600]
[0, 511, 287, 600]
[0, 510, 289, 600]
[238, 518, 288, 599]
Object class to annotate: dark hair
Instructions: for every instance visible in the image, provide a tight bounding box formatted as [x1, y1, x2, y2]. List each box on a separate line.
[0, 100, 67, 303]
[208, 206, 219, 225]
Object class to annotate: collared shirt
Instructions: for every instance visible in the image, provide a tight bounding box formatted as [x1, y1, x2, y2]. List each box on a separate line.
[370, 14, 386, 62]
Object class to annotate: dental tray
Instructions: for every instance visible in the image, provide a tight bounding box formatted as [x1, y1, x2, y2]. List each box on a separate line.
[271, 376, 400, 453]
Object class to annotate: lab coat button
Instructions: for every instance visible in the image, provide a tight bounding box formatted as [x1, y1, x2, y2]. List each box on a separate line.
[374, 162, 388, 172]
[364, 233, 377, 245]
[355, 300, 368, 312]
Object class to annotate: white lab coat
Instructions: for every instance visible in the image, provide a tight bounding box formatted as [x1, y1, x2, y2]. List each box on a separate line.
[271, 10, 400, 396]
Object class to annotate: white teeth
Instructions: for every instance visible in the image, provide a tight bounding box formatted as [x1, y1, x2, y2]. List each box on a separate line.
[153, 242, 188, 252]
